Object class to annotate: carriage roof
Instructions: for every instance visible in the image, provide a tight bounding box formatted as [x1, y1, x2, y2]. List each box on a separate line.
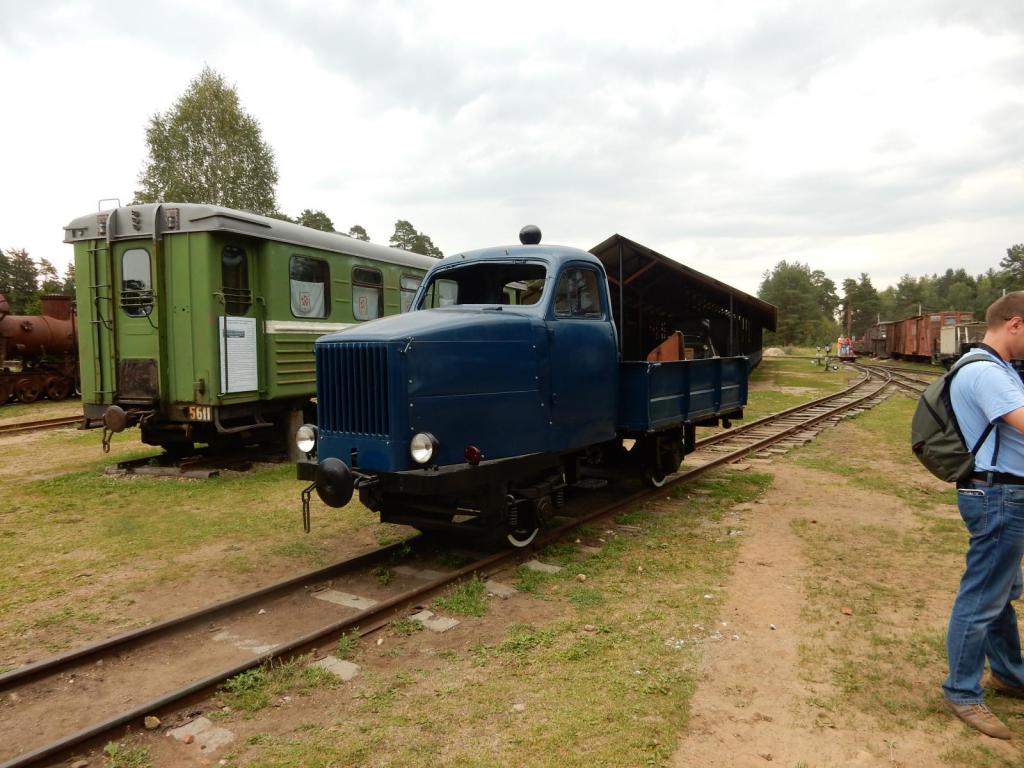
[63, 202, 436, 270]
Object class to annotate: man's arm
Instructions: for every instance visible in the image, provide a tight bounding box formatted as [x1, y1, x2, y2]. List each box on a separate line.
[1000, 407, 1024, 435]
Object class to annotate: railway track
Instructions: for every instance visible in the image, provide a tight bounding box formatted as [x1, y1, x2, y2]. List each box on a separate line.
[0, 366, 895, 768]
[0, 415, 80, 436]
[862, 362, 942, 377]
[852, 362, 930, 395]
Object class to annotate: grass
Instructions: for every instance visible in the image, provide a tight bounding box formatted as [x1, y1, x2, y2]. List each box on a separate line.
[433, 576, 488, 617]
[391, 617, 424, 636]
[220, 656, 338, 715]
[739, 357, 855, 422]
[102, 740, 151, 768]
[793, 395, 956, 509]
[372, 564, 394, 586]
[335, 631, 360, 660]
[221, 469, 773, 767]
[0, 429, 385, 664]
[0, 397, 82, 424]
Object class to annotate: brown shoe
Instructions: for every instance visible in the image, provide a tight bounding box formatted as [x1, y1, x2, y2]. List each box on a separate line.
[982, 671, 1024, 699]
[944, 698, 1012, 739]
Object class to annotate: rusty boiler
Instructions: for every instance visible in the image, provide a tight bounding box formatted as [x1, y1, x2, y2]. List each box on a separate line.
[0, 293, 78, 404]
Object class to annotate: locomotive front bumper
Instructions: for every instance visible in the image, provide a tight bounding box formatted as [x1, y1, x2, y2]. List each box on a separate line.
[297, 457, 358, 508]
[298, 451, 561, 501]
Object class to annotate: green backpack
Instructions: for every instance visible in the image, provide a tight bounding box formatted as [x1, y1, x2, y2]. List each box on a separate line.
[910, 354, 1000, 482]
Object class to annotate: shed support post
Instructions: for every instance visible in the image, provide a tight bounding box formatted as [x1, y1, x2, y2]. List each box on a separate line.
[729, 295, 734, 357]
[618, 242, 624, 354]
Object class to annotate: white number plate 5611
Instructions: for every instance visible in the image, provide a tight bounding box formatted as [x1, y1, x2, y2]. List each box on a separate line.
[188, 405, 212, 421]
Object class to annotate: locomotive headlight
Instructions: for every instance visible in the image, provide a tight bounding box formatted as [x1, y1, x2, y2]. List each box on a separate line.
[296, 424, 318, 456]
[410, 432, 438, 464]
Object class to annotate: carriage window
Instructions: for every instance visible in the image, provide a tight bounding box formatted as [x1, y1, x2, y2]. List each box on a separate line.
[352, 266, 383, 321]
[121, 248, 153, 317]
[290, 255, 330, 318]
[400, 274, 422, 313]
[221, 245, 250, 315]
[554, 268, 602, 318]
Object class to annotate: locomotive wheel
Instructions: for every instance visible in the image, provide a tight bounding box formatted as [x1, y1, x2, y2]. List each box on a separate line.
[0, 380, 11, 406]
[45, 377, 72, 401]
[15, 378, 41, 404]
[506, 495, 550, 548]
[506, 520, 540, 548]
[645, 467, 669, 488]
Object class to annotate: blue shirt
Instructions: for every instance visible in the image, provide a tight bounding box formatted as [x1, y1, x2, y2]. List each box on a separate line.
[950, 349, 1024, 473]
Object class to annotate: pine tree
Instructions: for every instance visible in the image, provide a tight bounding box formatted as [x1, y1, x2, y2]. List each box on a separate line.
[3, 249, 39, 314]
[38, 258, 63, 295]
[389, 220, 443, 258]
[296, 209, 335, 232]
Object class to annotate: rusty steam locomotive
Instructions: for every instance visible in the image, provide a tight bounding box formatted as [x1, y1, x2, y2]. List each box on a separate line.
[0, 293, 77, 405]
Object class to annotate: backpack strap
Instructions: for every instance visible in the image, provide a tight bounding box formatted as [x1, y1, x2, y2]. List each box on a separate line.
[971, 422, 995, 456]
[949, 353, 1003, 460]
[949, 353, 997, 374]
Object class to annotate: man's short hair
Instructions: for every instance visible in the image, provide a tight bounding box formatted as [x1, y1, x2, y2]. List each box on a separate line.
[986, 292, 1024, 327]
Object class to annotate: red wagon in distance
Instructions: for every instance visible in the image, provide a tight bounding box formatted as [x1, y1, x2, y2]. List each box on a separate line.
[890, 311, 974, 362]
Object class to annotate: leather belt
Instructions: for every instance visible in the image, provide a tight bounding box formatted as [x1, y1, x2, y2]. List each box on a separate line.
[971, 471, 1024, 485]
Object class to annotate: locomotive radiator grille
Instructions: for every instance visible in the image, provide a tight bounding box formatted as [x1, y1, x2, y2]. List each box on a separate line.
[317, 342, 390, 436]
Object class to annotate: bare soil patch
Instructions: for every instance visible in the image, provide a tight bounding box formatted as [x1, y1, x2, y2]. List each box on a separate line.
[672, 460, 1023, 767]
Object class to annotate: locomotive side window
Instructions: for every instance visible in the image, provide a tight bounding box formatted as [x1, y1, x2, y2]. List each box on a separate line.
[290, 255, 331, 319]
[121, 248, 153, 317]
[221, 245, 251, 315]
[400, 274, 422, 313]
[554, 267, 602, 318]
[352, 266, 383, 321]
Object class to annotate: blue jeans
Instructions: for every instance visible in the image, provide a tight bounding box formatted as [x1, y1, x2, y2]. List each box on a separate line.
[944, 480, 1024, 704]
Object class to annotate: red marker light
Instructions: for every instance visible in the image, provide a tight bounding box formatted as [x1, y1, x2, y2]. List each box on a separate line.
[465, 445, 482, 466]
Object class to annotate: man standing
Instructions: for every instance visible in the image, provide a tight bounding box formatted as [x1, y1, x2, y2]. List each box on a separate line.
[944, 292, 1024, 738]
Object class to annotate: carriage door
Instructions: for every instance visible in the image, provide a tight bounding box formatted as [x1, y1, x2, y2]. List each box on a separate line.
[547, 264, 618, 449]
[113, 243, 160, 403]
[219, 244, 259, 397]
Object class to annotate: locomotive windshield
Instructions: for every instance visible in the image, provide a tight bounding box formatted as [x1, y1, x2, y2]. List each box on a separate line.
[416, 262, 546, 309]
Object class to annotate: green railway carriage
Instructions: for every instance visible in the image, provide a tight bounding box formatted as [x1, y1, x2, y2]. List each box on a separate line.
[64, 203, 435, 453]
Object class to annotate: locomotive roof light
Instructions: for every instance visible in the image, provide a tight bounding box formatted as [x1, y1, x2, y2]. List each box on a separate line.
[296, 424, 318, 457]
[519, 225, 542, 245]
[410, 432, 438, 464]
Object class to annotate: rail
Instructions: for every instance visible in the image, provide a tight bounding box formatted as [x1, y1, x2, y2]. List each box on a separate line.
[0, 416, 81, 436]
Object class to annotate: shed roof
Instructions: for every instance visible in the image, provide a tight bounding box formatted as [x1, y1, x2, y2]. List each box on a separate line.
[589, 234, 776, 331]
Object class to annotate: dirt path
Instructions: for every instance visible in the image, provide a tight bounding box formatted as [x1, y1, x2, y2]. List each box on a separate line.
[672, 462, 1022, 768]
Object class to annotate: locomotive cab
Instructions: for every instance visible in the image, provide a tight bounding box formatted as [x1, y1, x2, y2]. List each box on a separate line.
[299, 240, 620, 546]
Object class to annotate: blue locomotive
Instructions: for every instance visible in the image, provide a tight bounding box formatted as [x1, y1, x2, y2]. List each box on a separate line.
[297, 227, 749, 547]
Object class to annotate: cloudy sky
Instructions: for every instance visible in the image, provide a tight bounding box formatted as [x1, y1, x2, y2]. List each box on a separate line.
[0, 0, 1021, 294]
